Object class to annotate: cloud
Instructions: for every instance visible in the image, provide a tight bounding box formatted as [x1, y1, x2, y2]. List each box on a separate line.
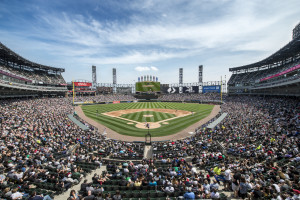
[0, 0, 299, 83]
[151, 66, 158, 71]
[135, 66, 159, 72]
[135, 66, 150, 72]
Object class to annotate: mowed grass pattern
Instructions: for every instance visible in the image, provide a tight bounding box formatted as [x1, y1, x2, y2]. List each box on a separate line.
[121, 111, 176, 123]
[81, 102, 214, 137]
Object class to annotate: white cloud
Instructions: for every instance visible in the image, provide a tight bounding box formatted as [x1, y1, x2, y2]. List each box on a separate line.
[1, 0, 299, 83]
[135, 66, 159, 72]
[150, 66, 158, 71]
[135, 66, 150, 71]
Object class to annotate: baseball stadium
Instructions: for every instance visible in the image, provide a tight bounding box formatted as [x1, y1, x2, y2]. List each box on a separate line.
[0, 1, 299, 200]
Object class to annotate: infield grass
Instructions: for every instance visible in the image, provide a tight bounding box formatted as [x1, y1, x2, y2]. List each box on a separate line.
[81, 102, 214, 137]
[121, 111, 176, 123]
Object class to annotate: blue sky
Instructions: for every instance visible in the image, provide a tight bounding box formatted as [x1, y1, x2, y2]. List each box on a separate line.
[0, 0, 299, 84]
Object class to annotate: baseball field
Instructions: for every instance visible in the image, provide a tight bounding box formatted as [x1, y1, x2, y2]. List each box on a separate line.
[81, 102, 214, 137]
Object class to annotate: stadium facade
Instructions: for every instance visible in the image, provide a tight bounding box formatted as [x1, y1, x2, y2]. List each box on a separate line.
[0, 42, 67, 98]
[228, 23, 300, 96]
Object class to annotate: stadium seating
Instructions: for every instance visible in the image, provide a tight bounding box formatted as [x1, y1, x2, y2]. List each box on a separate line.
[0, 64, 66, 85]
[0, 94, 299, 200]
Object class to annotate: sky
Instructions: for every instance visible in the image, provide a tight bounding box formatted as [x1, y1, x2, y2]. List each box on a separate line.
[0, 0, 299, 84]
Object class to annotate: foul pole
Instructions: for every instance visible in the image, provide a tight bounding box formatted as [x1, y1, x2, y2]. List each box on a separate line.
[73, 80, 75, 105]
[220, 76, 223, 104]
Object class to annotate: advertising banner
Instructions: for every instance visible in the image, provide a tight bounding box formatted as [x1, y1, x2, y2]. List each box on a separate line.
[113, 101, 120, 104]
[260, 64, 300, 82]
[117, 87, 132, 94]
[183, 86, 199, 93]
[166, 87, 179, 94]
[160, 84, 169, 93]
[203, 85, 221, 93]
[74, 82, 92, 87]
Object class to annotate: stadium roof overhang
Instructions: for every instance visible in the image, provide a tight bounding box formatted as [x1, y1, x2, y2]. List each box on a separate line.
[0, 42, 65, 72]
[229, 38, 300, 72]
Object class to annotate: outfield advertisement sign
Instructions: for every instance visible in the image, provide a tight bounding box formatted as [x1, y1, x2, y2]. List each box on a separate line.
[182, 86, 199, 93]
[73, 101, 94, 105]
[160, 84, 170, 94]
[166, 87, 179, 94]
[203, 85, 221, 93]
[74, 82, 92, 87]
[113, 101, 120, 104]
[117, 87, 132, 94]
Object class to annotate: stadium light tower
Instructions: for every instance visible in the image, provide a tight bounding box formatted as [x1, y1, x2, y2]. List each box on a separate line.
[199, 65, 203, 93]
[179, 68, 183, 94]
[92, 65, 97, 89]
[113, 68, 117, 94]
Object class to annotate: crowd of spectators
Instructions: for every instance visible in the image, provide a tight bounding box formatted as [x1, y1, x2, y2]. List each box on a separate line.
[78, 96, 299, 200]
[157, 93, 221, 102]
[0, 97, 142, 199]
[228, 60, 300, 85]
[73, 94, 137, 103]
[0, 95, 299, 200]
[0, 65, 65, 85]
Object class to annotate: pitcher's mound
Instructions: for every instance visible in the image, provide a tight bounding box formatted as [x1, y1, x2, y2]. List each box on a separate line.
[135, 122, 161, 129]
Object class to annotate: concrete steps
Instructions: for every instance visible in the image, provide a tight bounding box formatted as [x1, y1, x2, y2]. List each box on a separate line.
[143, 145, 153, 159]
[55, 165, 106, 200]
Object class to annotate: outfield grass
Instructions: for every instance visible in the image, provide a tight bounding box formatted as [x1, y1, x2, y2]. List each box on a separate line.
[121, 111, 176, 123]
[81, 102, 214, 137]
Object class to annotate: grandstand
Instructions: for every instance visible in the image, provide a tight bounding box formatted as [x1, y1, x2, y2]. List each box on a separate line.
[228, 23, 300, 96]
[0, 42, 67, 98]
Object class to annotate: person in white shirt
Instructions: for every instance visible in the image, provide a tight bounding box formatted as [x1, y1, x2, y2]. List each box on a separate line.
[123, 167, 129, 173]
[163, 183, 174, 194]
[210, 188, 220, 199]
[170, 170, 177, 176]
[10, 188, 23, 200]
[224, 166, 232, 190]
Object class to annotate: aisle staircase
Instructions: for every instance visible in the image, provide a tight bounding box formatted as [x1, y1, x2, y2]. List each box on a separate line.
[143, 145, 153, 159]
